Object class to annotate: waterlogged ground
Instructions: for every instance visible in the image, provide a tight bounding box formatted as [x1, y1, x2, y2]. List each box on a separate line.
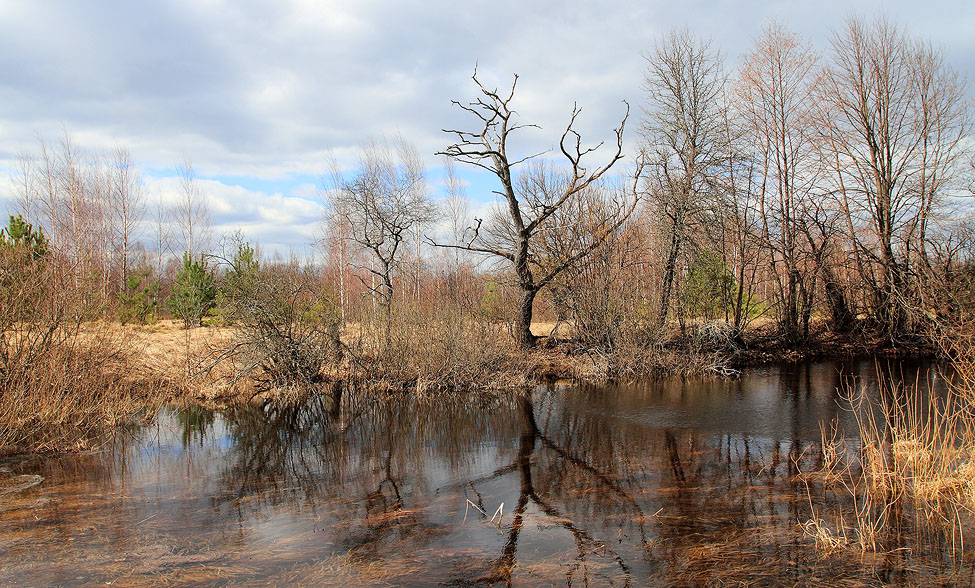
[2, 361, 973, 587]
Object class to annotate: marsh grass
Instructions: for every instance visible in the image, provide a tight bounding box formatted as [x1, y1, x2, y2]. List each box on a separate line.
[803, 363, 975, 558]
[342, 305, 525, 392]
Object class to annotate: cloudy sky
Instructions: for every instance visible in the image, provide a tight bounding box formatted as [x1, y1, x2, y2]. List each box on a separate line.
[1, 0, 973, 255]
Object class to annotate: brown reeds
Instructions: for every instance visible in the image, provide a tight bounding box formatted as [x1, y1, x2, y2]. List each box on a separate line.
[802, 364, 975, 557]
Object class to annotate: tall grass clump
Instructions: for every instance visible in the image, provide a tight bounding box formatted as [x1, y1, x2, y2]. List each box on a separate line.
[801, 255, 975, 555]
[804, 358, 975, 557]
[344, 303, 520, 393]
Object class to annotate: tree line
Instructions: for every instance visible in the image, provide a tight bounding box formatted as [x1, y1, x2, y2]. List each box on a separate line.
[5, 14, 974, 364]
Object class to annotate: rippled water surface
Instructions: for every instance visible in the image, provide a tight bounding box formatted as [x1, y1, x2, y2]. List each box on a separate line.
[2, 360, 972, 587]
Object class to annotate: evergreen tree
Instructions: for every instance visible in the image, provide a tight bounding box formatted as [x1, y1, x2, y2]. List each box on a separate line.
[0, 215, 48, 259]
[118, 265, 160, 325]
[217, 241, 260, 325]
[168, 253, 216, 328]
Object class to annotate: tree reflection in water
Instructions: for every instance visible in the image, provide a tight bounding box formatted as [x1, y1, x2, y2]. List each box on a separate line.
[454, 391, 643, 586]
[2, 361, 962, 587]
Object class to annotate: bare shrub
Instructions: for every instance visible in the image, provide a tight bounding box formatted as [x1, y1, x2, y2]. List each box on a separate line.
[0, 240, 151, 455]
[546, 188, 647, 352]
[206, 252, 342, 391]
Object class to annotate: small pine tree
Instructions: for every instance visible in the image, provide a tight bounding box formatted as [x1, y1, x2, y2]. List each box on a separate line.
[1, 215, 51, 326]
[167, 253, 216, 329]
[216, 242, 259, 325]
[224, 242, 259, 296]
[0, 215, 48, 259]
[683, 249, 736, 321]
[118, 266, 160, 325]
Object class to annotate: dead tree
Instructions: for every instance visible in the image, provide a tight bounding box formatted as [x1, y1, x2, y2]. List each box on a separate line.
[436, 70, 632, 348]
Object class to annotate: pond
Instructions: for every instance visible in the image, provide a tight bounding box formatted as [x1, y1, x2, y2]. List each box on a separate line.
[1, 360, 971, 587]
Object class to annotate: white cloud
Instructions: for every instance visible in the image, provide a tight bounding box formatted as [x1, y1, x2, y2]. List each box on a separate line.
[144, 176, 324, 256]
[0, 0, 972, 252]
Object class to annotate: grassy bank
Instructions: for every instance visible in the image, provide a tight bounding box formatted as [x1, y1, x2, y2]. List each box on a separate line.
[0, 311, 940, 458]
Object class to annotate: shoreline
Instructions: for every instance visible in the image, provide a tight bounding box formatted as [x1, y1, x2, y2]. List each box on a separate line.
[0, 319, 938, 458]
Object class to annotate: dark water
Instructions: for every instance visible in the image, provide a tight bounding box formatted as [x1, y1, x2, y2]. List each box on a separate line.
[1, 360, 972, 587]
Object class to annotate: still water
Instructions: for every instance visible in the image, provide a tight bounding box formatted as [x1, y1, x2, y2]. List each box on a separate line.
[1, 360, 971, 587]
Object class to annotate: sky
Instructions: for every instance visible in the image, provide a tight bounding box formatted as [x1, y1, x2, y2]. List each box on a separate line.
[0, 0, 973, 256]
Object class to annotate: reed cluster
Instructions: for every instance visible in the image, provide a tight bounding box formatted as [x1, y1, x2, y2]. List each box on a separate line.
[804, 355, 975, 557]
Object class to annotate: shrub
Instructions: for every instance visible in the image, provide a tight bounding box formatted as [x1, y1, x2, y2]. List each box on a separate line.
[208, 253, 342, 389]
[346, 303, 519, 392]
[0, 215, 149, 455]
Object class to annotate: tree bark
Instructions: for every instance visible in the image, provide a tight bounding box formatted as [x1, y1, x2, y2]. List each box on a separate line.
[515, 288, 538, 348]
[658, 214, 682, 328]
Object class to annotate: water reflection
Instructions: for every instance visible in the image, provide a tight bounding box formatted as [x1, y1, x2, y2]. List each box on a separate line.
[0, 360, 968, 587]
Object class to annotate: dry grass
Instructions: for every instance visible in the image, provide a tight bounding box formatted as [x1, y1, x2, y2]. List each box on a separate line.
[135, 320, 238, 389]
[341, 306, 526, 392]
[802, 364, 975, 558]
[0, 323, 170, 455]
[131, 314, 738, 397]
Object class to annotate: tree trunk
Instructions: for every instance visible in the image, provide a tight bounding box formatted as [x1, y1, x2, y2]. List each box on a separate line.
[515, 288, 538, 348]
[658, 219, 682, 328]
[822, 266, 853, 331]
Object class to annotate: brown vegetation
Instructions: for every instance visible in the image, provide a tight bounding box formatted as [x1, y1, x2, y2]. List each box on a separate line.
[0, 243, 173, 456]
[801, 314, 975, 559]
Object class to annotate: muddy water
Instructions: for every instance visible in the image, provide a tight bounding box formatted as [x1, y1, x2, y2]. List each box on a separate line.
[0, 361, 971, 587]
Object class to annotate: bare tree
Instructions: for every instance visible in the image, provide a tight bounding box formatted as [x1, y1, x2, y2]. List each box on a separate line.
[321, 202, 353, 325]
[820, 14, 969, 342]
[23, 132, 115, 300]
[436, 70, 632, 348]
[12, 135, 155, 305]
[327, 137, 436, 319]
[151, 192, 172, 275]
[173, 158, 212, 260]
[736, 23, 822, 343]
[706, 91, 765, 336]
[14, 152, 36, 226]
[434, 156, 474, 305]
[442, 157, 471, 270]
[107, 147, 146, 291]
[642, 29, 728, 328]
[544, 178, 649, 350]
